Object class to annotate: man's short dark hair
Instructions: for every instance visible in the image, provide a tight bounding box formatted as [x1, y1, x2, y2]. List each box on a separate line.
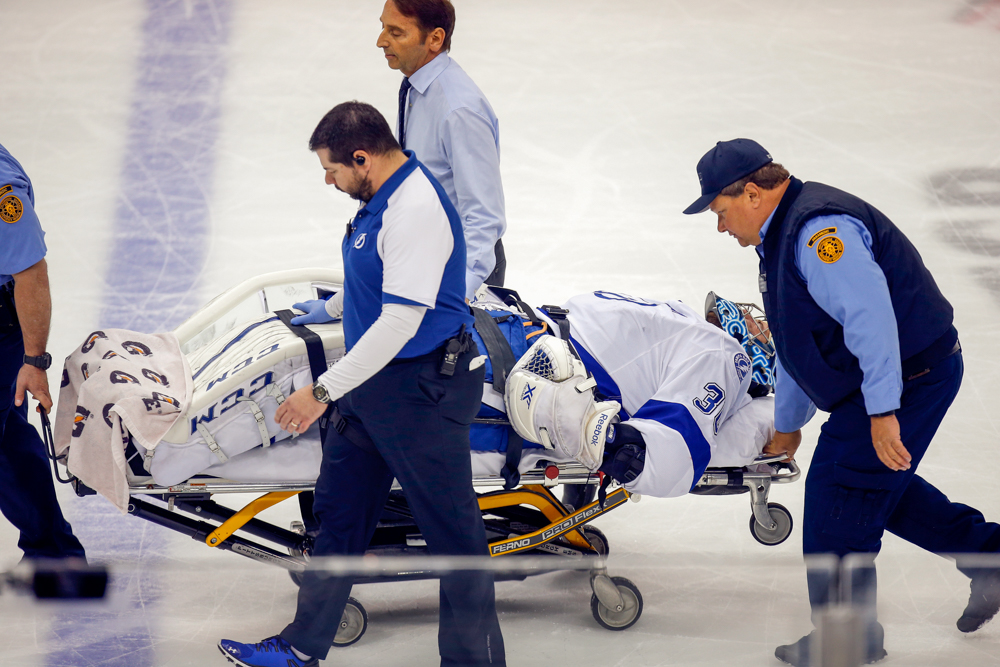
[720, 162, 790, 197]
[392, 0, 456, 51]
[309, 101, 400, 165]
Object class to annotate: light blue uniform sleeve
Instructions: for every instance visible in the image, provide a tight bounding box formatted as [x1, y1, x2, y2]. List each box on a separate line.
[773, 353, 817, 432]
[0, 176, 47, 285]
[441, 107, 506, 300]
[795, 214, 902, 415]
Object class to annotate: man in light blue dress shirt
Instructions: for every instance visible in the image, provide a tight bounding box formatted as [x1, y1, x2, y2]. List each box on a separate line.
[377, 0, 506, 301]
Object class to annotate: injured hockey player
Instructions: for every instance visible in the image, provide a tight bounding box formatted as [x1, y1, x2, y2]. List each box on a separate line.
[468, 288, 777, 500]
[53, 279, 775, 511]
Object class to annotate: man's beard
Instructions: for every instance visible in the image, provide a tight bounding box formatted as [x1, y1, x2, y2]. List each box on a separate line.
[348, 174, 376, 203]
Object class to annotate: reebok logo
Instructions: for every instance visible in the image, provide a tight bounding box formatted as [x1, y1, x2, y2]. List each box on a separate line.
[591, 412, 608, 446]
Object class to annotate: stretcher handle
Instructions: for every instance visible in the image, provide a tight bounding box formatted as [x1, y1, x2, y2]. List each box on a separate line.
[40, 411, 74, 485]
[173, 268, 345, 346]
[205, 491, 301, 547]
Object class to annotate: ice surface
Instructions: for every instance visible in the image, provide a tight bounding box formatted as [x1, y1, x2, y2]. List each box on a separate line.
[2, 0, 1000, 664]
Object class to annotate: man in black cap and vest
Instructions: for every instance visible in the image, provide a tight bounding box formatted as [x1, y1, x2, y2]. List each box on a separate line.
[684, 138, 1000, 665]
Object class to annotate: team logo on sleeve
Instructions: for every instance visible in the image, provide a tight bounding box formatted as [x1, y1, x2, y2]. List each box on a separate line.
[102, 403, 116, 428]
[72, 406, 91, 437]
[81, 363, 90, 380]
[110, 370, 140, 385]
[61, 368, 70, 388]
[816, 236, 845, 263]
[102, 350, 120, 360]
[142, 392, 180, 413]
[141, 369, 169, 386]
[0, 194, 22, 223]
[734, 353, 752, 382]
[122, 341, 152, 356]
[81, 331, 108, 353]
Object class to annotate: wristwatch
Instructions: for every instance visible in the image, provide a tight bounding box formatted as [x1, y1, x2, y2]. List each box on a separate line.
[23, 353, 52, 370]
[312, 383, 331, 404]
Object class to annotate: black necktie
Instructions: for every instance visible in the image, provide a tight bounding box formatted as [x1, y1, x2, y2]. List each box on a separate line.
[397, 77, 412, 150]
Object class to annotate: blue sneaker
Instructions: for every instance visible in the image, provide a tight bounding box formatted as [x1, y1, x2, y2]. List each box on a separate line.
[218, 636, 317, 667]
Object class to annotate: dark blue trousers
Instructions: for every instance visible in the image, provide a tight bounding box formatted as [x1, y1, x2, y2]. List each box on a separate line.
[803, 352, 1000, 617]
[0, 327, 85, 559]
[281, 348, 505, 666]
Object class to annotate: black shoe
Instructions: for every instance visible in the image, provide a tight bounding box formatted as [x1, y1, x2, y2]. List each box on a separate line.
[958, 569, 1000, 633]
[774, 632, 812, 666]
[775, 625, 887, 666]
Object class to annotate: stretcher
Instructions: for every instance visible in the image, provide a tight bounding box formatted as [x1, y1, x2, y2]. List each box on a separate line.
[50, 269, 801, 648]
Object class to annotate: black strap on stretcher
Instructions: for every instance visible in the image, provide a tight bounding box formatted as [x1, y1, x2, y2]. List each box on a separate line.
[472, 308, 524, 490]
[275, 310, 328, 385]
[539, 306, 611, 506]
[275, 308, 329, 419]
[539, 305, 572, 342]
[275, 309, 333, 534]
[489, 286, 543, 325]
[275, 309, 333, 442]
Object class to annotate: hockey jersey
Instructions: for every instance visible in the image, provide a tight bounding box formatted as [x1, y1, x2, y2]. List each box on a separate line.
[547, 291, 770, 498]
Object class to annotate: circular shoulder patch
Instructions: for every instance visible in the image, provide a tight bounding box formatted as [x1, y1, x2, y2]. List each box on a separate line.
[816, 236, 844, 263]
[1, 195, 23, 223]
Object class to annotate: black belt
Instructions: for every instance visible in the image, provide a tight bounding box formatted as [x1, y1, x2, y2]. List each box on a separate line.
[386, 325, 474, 376]
[902, 326, 960, 381]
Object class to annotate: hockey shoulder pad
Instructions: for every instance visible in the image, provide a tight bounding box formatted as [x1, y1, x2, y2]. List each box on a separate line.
[504, 336, 620, 471]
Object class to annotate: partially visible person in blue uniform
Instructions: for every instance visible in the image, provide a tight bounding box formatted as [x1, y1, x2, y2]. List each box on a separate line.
[218, 102, 505, 667]
[0, 143, 86, 561]
[377, 0, 507, 298]
[684, 139, 1000, 666]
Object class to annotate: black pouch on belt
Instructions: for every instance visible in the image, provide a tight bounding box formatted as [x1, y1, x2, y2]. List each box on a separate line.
[438, 323, 473, 376]
[0, 283, 18, 330]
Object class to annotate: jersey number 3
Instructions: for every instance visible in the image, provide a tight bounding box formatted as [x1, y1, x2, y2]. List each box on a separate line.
[693, 383, 725, 415]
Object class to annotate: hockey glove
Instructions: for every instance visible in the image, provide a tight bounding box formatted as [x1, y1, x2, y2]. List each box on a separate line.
[291, 299, 338, 325]
[599, 422, 646, 485]
[505, 336, 620, 471]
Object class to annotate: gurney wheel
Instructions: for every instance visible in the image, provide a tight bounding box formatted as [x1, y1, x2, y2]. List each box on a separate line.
[332, 597, 368, 648]
[582, 526, 609, 557]
[749, 502, 793, 546]
[590, 576, 643, 631]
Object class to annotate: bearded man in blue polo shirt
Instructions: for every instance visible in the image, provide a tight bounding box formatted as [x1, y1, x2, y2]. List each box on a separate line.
[218, 102, 505, 667]
[684, 139, 1000, 666]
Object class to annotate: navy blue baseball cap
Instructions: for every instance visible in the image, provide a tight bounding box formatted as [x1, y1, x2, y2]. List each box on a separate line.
[683, 139, 773, 215]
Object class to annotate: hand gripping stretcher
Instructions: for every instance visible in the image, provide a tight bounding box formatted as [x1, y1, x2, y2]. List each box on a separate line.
[48, 269, 800, 649]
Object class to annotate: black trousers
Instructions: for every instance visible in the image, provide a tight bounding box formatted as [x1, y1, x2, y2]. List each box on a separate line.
[281, 347, 505, 666]
[0, 324, 85, 559]
[803, 352, 1000, 621]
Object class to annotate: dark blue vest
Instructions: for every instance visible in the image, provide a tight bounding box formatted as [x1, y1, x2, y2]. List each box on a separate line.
[760, 177, 954, 411]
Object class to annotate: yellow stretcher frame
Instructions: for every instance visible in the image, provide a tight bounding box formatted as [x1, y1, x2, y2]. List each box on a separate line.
[203, 485, 627, 556]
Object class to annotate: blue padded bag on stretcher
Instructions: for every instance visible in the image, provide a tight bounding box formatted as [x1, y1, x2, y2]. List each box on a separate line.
[469, 309, 546, 454]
